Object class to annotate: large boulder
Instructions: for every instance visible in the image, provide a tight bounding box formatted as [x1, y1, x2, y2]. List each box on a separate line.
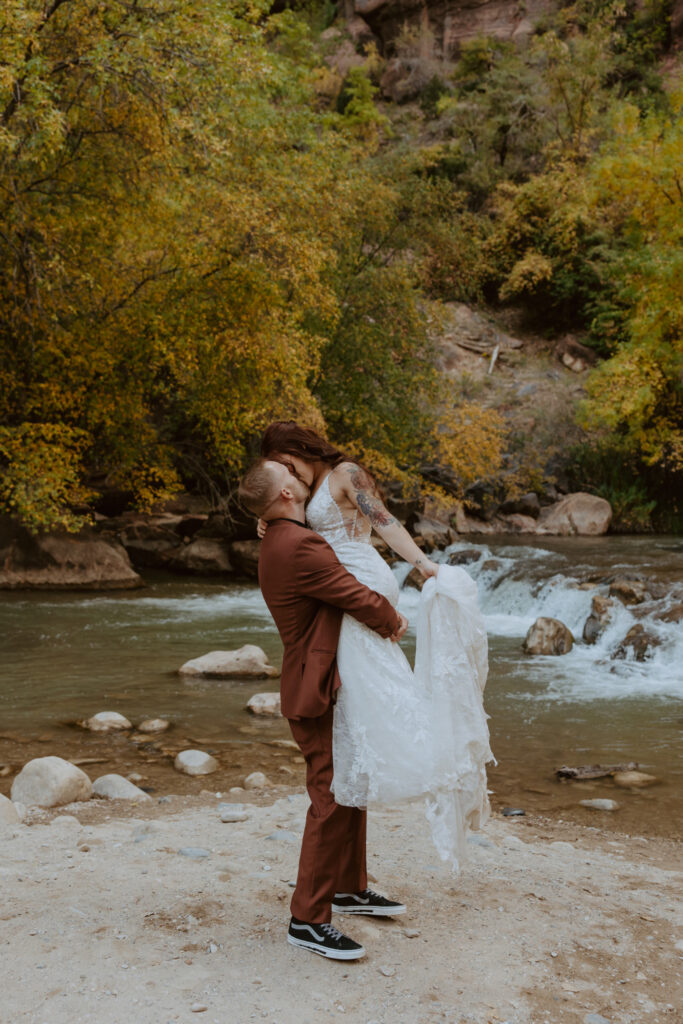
[0, 518, 142, 590]
[412, 515, 453, 550]
[609, 578, 652, 605]
[228, 540, 260, 578]
[523, 617, 574, 656]
[500, 493, 541, 519]
[179, 645, 280, 678]
[536, 493, 612, 536]
[163, 538, 233, 574]
[114, 516, 186, 568]
[11, 756, 92, 807]
[92, 774, 151, 801]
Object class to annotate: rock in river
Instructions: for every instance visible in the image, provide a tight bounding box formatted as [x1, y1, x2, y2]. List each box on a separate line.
[174, 750, 218, 776]
[582, 594, 613, 645]
[580, 799, 619, 812]
[613, 770, 658, 789]
[136, 718, 170, 734]
[244, 771, 269, 790]
[0, 793, 21, 826]
[11, 756, 92, 807]
[82, 711, 132, 732]
[93, 774, 152, 801]
[536, 493, 612, 536]
[523, 617, 574, 656]
[246, 693, 282, 717]
[179, 645, 279, 678]
[613, 624, 661, 662]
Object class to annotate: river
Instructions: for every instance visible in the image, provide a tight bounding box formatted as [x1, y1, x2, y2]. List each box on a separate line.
[2, 536, 681, 837]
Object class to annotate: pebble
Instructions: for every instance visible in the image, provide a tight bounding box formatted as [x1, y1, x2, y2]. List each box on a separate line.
[244, 771, 269, 790]
[378, 966, 395, 977]
[403, 928, 420, 938]
[127, 772, 145, 784]
[178, 847, 211, 859]
[584, 1015, 610, 1024]
[137, 718, 170, 734]
[191, 1004, 208, 1013]
[229, 787, 244, 794]
[612, 770, 657, 788]
[501, 807, 525, 817]
[158, 796, 171, 804]
[580, 799, 619, 811]
[219, 807, 249, 823]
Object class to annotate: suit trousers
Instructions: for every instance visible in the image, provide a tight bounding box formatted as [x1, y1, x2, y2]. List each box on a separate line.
[288, 704, 367, 923]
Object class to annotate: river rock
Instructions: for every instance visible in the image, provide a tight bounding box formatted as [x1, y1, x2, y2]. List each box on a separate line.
[403, 566, 426, 590]
[116, 517, 185, 568]
[82, 711, 132, 732]
[136, 718, 170, 734]
[219, 804, 249, 823]
[11, 756, 92, 807]
[657, 601, 683, 623]
[446, 548, 481, 566]
[613, 624, 661, 662]
[523, 617, 574, 656]
[246, 693, 282, 717]
[0, 793, 21, 825]
[582, 594, 613, 644]
[612, 770, 658, 789]
[179, 645, 279, 678]
[413, 515, 453, 550]
[0, 519, 142, 590]
[227, 540, 260, 578]
[580, 799, 619, 811]
[244, 771, 269, 790]
[92, 774, 152, 801]
[497, 513, 538, 533]
[174, 750, 219, 776]
[164, 538, 232, 575]
[536, 493, 612, 536]
[609, 578, 652, 605]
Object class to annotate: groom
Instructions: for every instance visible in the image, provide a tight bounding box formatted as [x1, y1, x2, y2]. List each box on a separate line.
[238, 458, 408, 960]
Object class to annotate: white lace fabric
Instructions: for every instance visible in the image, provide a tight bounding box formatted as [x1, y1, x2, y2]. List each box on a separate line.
[306, 476, 494, 871]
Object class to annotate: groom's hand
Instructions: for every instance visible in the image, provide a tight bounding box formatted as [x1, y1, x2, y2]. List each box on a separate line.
[390, 613, 408, 642]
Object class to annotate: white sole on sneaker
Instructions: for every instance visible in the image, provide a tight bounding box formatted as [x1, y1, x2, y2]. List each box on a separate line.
[287, 934, 366, 960]
[331, 904, 406, 916]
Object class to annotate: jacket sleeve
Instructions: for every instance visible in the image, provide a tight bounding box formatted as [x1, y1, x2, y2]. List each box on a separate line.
[294, 532, 401, 639]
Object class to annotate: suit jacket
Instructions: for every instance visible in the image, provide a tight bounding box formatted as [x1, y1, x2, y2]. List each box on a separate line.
[259, 518, 401, 720]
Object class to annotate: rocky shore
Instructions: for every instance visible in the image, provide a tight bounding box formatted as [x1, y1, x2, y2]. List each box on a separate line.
[2, 784, 681, 1024]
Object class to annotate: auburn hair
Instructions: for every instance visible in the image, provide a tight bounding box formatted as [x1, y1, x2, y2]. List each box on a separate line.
[261, 421, 380, 495]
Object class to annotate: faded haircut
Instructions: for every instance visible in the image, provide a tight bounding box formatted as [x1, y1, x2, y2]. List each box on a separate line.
[238, 458, 282, 517]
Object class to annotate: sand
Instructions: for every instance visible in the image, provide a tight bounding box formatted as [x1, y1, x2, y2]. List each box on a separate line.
[2, 788, 681, 1024]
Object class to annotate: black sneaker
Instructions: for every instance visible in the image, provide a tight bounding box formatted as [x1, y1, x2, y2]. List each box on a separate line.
[332, 889, 407, 916]
[287, 918, 366, 960]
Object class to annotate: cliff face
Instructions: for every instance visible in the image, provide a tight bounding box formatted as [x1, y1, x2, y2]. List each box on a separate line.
[353, 0, 563, 56]
[352, 0, 683, 56]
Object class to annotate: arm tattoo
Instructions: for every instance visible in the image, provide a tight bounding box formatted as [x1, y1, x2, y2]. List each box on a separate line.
[346, 464, 398, 529]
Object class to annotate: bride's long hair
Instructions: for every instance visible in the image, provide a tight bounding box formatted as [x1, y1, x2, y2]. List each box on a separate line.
[261, 421, 380, 495]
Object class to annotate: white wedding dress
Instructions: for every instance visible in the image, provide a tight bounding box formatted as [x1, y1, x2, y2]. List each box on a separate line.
[306, 475, 494, 871]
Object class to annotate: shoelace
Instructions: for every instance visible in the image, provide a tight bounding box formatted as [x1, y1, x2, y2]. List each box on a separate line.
[319, 922, 345, 944]
[359, 889, 383, 901]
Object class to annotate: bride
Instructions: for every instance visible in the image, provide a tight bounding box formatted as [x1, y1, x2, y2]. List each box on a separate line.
[259, 421, 494, 869]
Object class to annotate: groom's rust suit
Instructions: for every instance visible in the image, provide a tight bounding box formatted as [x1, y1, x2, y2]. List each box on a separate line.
[259, 518, 401, 923]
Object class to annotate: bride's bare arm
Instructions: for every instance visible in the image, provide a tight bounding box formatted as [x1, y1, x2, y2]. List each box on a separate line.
[334, 463, 439, 579]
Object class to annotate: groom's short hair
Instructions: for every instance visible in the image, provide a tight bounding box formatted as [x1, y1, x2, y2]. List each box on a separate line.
[238, 459, 282, 517]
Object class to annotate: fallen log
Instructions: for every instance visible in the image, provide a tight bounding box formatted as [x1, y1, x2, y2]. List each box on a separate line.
[556, 762, 639, 780]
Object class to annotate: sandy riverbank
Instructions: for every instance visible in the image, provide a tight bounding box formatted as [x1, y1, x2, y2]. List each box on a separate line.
[2, 785, 681, 1024]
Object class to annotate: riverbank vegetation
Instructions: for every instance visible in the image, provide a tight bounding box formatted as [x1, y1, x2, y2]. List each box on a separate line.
[1, 0, 681, 531]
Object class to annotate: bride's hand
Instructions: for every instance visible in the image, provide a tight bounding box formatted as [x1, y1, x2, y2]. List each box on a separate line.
[256, 518, 267, 540]
[415, 557, 439, 580]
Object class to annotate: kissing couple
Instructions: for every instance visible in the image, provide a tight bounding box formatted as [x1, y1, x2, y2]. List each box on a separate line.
[239, 422, 493, 961]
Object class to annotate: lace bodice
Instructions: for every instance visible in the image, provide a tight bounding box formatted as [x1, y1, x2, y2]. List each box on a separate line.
[306, 474, 372, 547]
